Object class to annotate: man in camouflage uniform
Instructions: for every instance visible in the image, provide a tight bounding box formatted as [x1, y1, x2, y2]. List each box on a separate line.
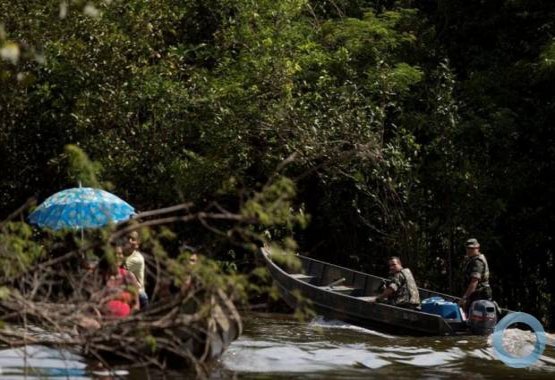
[459, 238, 492, 314]
[368, 256, 420, 308]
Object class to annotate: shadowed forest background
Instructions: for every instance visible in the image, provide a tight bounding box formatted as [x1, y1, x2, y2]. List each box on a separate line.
[1, 0, 554, 328]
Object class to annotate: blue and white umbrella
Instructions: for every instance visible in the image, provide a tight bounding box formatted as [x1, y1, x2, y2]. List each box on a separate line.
[28, 187, 135, 230]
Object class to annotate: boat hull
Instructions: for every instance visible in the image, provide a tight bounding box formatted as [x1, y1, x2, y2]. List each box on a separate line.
[262, 248, 472, 336]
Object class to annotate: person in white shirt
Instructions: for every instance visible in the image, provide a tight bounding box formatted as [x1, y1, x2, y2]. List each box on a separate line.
[123, 231, 148, 309]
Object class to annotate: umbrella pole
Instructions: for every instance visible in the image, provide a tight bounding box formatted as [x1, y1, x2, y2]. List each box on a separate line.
[80, 227, 85, 261]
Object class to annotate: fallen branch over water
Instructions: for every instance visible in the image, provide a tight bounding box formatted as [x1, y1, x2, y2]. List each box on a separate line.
[0, 203, 248, 377]
[0, 283, 242, 375]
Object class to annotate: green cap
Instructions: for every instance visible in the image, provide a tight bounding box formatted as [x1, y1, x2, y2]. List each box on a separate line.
[465, 238, 480, 248]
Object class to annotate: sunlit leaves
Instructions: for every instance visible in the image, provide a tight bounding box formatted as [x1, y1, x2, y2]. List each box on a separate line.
[539, 40, 555, 69]
[242, 177, 307, 230]
[0, 41, 20, 64]
[0, 223, 44, 278]
[64, 144, 103, 188]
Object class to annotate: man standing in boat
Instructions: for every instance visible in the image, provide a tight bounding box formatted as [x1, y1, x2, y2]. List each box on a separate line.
[368, 256, 420, 308]
[459, 238, 492, 313]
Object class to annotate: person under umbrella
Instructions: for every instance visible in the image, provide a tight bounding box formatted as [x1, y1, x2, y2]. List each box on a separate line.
[94, 244, 140, 318]
[122, 231, 148, 310]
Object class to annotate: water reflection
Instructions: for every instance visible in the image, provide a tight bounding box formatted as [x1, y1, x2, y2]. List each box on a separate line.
[0, 345, 128, 379]
[0, 313, 554, 379]
[219, 313, 555, 380]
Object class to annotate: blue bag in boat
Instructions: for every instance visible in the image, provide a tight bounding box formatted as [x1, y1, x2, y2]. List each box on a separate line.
[421, 297, 463, 322]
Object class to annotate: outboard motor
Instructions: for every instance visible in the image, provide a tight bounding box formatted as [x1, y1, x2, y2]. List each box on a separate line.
[468, 300, 497, 335]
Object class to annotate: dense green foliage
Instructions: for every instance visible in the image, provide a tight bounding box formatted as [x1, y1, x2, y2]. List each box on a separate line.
[1, 0, 553, 327]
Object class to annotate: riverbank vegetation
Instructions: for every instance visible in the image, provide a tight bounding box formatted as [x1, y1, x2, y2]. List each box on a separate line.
[1, 0, 553, 334]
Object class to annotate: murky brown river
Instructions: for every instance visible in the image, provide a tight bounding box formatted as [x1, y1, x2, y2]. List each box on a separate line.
[1, 312, 554, 379]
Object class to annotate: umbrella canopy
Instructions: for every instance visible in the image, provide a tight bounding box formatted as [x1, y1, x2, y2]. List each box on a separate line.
[29, 187, 135, 230]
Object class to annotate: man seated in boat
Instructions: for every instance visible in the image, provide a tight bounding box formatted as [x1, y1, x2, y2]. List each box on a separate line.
[157, 249, 199, 300]
[367, 256, 421, 309]
[182, 252, 198, 293]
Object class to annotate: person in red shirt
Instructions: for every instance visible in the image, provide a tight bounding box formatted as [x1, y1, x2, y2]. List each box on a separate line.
[95, 245, 140, 318]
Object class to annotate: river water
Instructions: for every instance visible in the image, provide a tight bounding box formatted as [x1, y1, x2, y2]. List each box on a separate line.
[1, 313, 555, 379]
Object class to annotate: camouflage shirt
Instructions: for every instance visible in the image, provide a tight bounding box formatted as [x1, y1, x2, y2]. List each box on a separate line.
[464, 253, 490, 292]
[386, 268, 420, 306]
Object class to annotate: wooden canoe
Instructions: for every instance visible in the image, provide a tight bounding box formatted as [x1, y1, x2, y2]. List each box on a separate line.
[262, 247, 487, 336]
